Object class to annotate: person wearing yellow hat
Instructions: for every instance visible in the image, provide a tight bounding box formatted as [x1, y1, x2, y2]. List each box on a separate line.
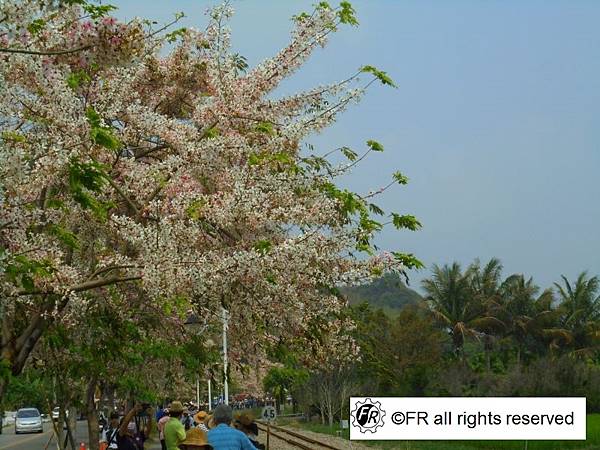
[193, 411, 209, 433]
[164, 401, 186, 450]
[180, 427, 213, 450]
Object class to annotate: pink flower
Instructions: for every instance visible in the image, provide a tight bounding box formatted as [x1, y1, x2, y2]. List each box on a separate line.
[102, 17, 117, 26]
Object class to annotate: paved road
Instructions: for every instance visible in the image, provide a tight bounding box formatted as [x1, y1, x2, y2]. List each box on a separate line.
[0, 421, 88, 450]
[0, 422, 161, 450]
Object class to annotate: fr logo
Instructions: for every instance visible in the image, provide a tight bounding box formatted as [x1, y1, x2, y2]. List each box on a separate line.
[351, 398, 385, 433]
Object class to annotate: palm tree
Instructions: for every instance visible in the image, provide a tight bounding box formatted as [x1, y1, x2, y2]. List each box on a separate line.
[554, 272, 600, 357]
[469, 258, 503, 304]
[422, 262, 503, 360]
[467, 258, 504, 369]
[498, 274, 569, 363]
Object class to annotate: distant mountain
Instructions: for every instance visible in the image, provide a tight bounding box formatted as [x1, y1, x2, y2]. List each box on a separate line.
[341, 273, 423, 314]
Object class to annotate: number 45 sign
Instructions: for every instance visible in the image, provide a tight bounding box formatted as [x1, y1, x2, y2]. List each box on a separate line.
[262, 406, 277, 422]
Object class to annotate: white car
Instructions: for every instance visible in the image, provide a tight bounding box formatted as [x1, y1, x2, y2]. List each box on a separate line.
[15, 408, 43, 434]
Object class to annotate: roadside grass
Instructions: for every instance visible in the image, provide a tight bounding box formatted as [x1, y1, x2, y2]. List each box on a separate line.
[283, 414, 600, 450]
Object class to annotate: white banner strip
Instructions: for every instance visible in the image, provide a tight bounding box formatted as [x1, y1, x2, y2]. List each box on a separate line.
[350, 397, 586, 440]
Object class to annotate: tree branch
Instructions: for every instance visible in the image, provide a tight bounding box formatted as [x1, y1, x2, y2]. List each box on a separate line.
[0, 45, 92, 56]
[134, 143, 169, 159]
[136, 121, 218, 220]
[105, 175, 140, 214]
[16, 275, 142, 296]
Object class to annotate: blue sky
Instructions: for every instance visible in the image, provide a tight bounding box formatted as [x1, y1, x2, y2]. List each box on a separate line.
[114, 1, 600, 292]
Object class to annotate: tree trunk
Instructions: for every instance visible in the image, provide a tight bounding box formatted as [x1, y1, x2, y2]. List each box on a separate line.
[63, 407, 76, 450]
[44, 395, 61, 450]
[86, 377, 99, 450]
[322, 380, 334, 428]
[0, 375, 8, 407]
[56, 408, 65, 450]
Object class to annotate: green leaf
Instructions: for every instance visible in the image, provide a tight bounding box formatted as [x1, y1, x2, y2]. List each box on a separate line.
[46, 199, 64, 209]
[68, 159, 112, 219]
[86, 106, 121, 150]
[27, 19, 46, 35]
[359, 212, 383, 233]
[1, 131, 26, 143]
[5, 255, 55, 291]
[338, 1, 359, 26]
[82, 3, 117, 19]
[185, 199, 206, 220]
[254, 122, 275, 135]
[21, 275, 34, 291]
[254, 240, 273, 255]
[67, 70, 91, 90]
[341, 146, 358, 161]
[392, 171, 409, 185]
[91, 128, 120, 150]
[370, 266, 383, 277]
[69, 159, 107, 193]
[248, 152, 262, 166]
[356, 242, 374, 255]
[368, 203, 385, 216]
[48, 224, 80, 249]
[300, 155, 331, 172]
[391, 252, 424, 269]
[85, 106, 102, 128]
[292, 12, 310, 22]
[164, 27, 188, 44]
[265, 272, 278, 285]
[360, 65, 397, 88]
[366, 140, 384, 152]
[232, 53, 249, 73]
[273, 151, 292, 164]
[391, 213, 422, 231]
[204, 127, 220, 139]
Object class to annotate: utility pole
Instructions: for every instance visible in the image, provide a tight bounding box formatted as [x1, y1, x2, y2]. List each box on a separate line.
[196, 375, 200, 406]
[222, 307, 229, 405]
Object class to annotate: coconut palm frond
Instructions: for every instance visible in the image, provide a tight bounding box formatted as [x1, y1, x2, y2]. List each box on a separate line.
[470, 316, 505, 332]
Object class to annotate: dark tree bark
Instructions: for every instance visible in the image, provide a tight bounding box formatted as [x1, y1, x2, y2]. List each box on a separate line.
[86, 377, 100, 450]
[0, 376, 8, 406]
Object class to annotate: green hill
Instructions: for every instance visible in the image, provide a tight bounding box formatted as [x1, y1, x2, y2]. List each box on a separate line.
[341, 273, 423, 314]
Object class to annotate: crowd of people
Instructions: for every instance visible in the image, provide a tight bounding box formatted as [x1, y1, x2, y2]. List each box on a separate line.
[100, 401, 265, 450]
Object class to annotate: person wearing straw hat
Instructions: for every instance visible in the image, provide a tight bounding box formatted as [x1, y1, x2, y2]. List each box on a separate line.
[194, 411, 209, 433]
[164, 401, 187, 450]
[233, 413, 263, 450]
[181, 427, 213, 450]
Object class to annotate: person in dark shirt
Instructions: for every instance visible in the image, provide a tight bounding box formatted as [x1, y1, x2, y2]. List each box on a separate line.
[234, 413, 263, 450]
[117, 404, 154, 450]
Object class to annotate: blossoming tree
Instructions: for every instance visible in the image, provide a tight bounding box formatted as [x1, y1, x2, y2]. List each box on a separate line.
[0, 0, 421, 400]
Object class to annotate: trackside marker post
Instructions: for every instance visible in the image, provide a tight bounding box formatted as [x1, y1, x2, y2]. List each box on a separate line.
[262, 405, 277, 450]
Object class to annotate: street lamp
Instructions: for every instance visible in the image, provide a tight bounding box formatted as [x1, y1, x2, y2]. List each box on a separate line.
[184, 313, 207, 407]
[221, 307, 229, 406]
[184, 307, 230, 407]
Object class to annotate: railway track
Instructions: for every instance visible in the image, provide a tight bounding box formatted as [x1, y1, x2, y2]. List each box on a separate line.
[256, 421, 342, 450]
